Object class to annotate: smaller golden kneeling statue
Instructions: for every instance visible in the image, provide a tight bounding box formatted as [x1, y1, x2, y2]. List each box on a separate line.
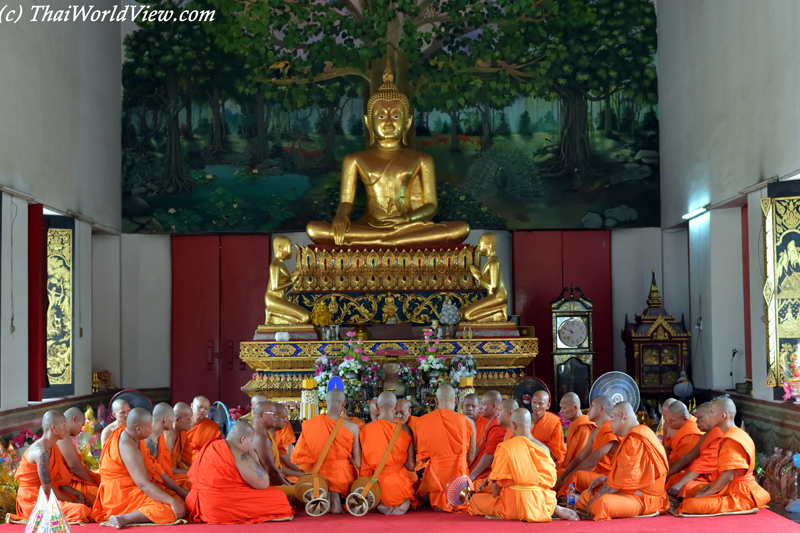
[264, 236, 311, 325]
[462, 233, 508, 322]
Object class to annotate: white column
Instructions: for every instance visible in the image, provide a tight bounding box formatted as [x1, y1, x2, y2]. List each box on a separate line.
[92, 234, 122, 386]
[73, 220, 93, 396]
[748, 190, 771, 400]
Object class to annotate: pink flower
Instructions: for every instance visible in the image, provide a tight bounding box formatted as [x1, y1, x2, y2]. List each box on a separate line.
[424, 331, 432, 337]
[347, 331, 356, 337]
[361, 356, 369, 362]
[417, 356, 425, 363]
[357, 338, 363, 344]
[348, 339, 353, 346]
[438, 356, 447, 360]
[427, 346, 437, 353]
[354, 348, 363, 354]
[344, 355, 354, 361]
[435, 338, 440, 345]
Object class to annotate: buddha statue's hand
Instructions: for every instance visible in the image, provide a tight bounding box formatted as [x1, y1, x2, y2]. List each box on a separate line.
[383, 214, 410, 225]
[332, 214, 351, 245]
[469, 265, 481, 279]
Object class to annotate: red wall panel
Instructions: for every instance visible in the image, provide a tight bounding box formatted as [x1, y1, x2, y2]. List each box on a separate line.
[171, 236, 221, 404]
[27, 205, 46, 402]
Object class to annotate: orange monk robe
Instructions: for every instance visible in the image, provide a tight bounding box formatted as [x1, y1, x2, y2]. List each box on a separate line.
[557, 420, 620, 497]
[676, 426, 770, 515]
[62, 441, 100, 506]
[275, 423, 296, 457]
[474, 414, 489, 445]
[9, 446, 93, 522]
[170, 431, 192, 471]
[469, 436, 558, 522]
[263, 431, 296, 501]
[415, 410, 474, 513]
[153, 434, 191, 491]
[576, 425, 669, 521]
[360, 420, 420, 508]
[469, 417, 505, 481]
[558, 415, 596, 475]
[292, 415, 357, 494]
[678, 427, 723, 496]
[663, 414, 697, 450]
[664, 419, 704, 495]
[531, 412, 566, 464]
[350, 417, 366, 428]
[89, 427, 176, 525]
[407, 415, 423, 477]
[186, 438, 293, 524]
[187, 418, 221, 459]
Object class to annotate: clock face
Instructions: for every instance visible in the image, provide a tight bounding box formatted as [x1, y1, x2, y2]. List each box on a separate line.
[558, 318, 588, 347]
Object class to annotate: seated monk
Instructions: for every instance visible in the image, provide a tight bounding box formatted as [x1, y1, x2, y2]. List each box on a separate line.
[462, 393, 488, 444]
[56, 407, 101, 506]
[186, 422, 294, 524]
[251, 401, 302, 499]
[361, 392, 419, 515]
[576, 402, 669, 521]
[470, 394, 514, 484]
[555, 395, 619, 498]
[394, 398, 421, 483]
[469, 409, 579, 522]
[415, 384, 476, 512]
[101, 399, 131, 447]
[662, 400, 703, 496]
[292, 389, 361, 514]
[675, 397, 770, 515]
[250, 394, 296, 462]
[666, 402, 723, 498]
[557, 393, 594, 475]
[660, 398, 694, 456]
[274, 403, 304, 479]
[187, 396, 221, 459]
[168, 402, 192, 475]
[146, 403, 191, 492]
[90, 408, 186, 528]
[9, 410, 92, 523]
[530, 391, 566, 464]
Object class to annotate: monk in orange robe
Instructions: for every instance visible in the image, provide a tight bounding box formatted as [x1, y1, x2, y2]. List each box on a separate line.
[676, 397, 770, 515]
[186, 421, 294, 523]
[667, 402, 723, 498]
[90, 408, 186, 527]
[557, 393, 593, 475]
[9, 411, 93, 523]
[663, 400, 703, 495]
[395, 398, 421, 483]
[463, 394, 489, 444]
[360, 392, 419, 515]
[555, 395, 619, 498]
[661, 398, 697, 457]
[470, 394, 514, 483]
[251, 401, 302, 499]
[414, 384, 476, 512]
[168, 402, 193, 474]
[101, 399, 131, 447]
[187, 396, 221, 459]
[146, 403, 192, 492]
[469, 409, 579, 522]
[530, 391, 566, 463]
[55, 407, 101, 506]
[292, 388, 361, 514]
[250, 394, 296, 463]
[576, 402, 669, 521]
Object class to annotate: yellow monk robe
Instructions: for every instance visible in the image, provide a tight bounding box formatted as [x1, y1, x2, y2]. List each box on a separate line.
[468, 436, 558, 522]
[187, 419, 221, 460]
[153, 434, 191, 491]
[576, 425, 669, 521]
[415, 410, 474, 513]
[677, 427, 723, 497]
[531, 412, 566, 464]
[360, 420, 420, 508]
[474, 414, 489, 445]
[469, 417, 505, 481]
[664, 419, 704, 495]
[171, 431, 192, 471]
[187, 438, 294, 524]
[292, 415, 357, 494]
[558, 415, 596, 475]
[9, 446, 93, 522]
[676, 426, 770, 515]
[90, 427, 177, 524]
[557, 419, 620, 497]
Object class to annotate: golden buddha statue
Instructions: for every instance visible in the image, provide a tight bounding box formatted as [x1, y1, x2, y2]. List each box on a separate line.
[264, 236, 311, 325]
[306, 59, 470, 246]
[462, 233, 508, 322]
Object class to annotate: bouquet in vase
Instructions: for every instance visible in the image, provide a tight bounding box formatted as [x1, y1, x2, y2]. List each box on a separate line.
[11, 429, 38, 451]
[417, 329, 448, 376]
[449, 353, 477, 385]
[396, 363, 421, 388]
[339, 332, 371, 378]
[314, 354, 339, 401]
[362, 363, 385, 387]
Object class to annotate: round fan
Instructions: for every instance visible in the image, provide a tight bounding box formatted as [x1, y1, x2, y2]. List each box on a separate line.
[589, 371, 640, 412]
[110, 389, 153, 413]
[445, 476, 475, 507]
[511, 377, 551, 413]
[208, 401, 233, 437]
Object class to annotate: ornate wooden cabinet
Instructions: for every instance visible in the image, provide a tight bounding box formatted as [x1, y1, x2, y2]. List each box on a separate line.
[622, 271, 691, 395]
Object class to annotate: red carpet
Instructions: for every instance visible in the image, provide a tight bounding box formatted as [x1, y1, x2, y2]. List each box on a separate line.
[6, 508, 799, 532]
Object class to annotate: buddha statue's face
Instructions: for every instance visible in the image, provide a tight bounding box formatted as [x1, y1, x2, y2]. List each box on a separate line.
[368, 99, 410, 143]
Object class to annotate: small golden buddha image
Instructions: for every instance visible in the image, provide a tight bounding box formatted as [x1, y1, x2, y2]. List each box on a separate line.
[264, 236, 311, 325]
[305, 57, 470, 247]
[383, 296, 399, 324]
[462, 232, 508, 322]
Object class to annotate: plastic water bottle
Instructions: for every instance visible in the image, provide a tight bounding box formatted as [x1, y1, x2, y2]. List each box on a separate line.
[566, 484, 577, 510]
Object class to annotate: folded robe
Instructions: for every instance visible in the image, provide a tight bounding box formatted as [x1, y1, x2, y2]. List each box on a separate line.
[576, 425, 669, 521]
[678, 427, 723, 495]
[676, 426, 770, 515]
[415, 410, 473, 513]
[558, 415, 596, 475]
[469, 417, 505, 481]
[152, 434, 191, 491]
[89, 427, 176, 524]
[9, 446, 92, 523]
[170, 431, 192, 471]
[292, 415, 357, 495]
[186, 438, 294, 524]
[59, 441, 100, 506]
[531, 412, 566, 464]
[469, 436, 558, 522]
[558, 419, 620, 497]
[664, 419, 704, 496]
[359, 419, 420, 508]
[187, 419, 221, 460]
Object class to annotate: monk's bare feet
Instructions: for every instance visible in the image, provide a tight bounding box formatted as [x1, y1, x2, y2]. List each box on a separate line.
[330, 493, 344, 514]
[391, 500, 411, 515]
[553, 506, 580, 521]
[108, 516, 126, 529]
[377, 504, 393, 515]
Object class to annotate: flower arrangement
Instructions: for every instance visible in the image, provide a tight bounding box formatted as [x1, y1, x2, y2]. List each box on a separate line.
[449, 353, 477, 384]
[314, 354, 340, 401]
[229, 405, 249, 421]
[417, 329, 448, 373]
[11, 429, 38, 450]
[557, 412, 572, 439]
[786, 342, 800, 380]
[396, 363, 421, 388]
[338, 332, 370, 377]
[362, 363, 385, 387]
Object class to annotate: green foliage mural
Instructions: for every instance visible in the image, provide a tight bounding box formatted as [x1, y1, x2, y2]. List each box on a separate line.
[121, 0, 659, 233]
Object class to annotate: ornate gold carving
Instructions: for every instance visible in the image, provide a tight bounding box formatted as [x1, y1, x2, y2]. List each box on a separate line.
[47, 228, 73, 386]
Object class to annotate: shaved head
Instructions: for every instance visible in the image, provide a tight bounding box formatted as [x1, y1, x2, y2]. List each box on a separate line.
[395, 399, 411, 423]
[696, 402, 712, 415]
[668, 400, 690, 419]
[153, 402, 174, 420]
[510, 408, 532, 437]
[462, 394, 480, 420]
[695, 402, 713, 432]
[42, 410, 67, 441]
[593, 395, 614, 411]
[559, 392, 581, 422]
[480, 390, 502, 420]
[483, 391, 502, 405]
[127, 407, 152, 430]
[609, 401, 638, 438]
[531, 390, 551, 423]
[662, 398, 676, 410]
[561, 392, 580, 406]
[377, 391, 397, 409]
[708, 396, 737, 432]
[111, 398, 130, 414]
[192, 396, 211, 421]
[587, 395, 613, 424]
[63, 407, 85, 436]
[253, 400, 274, 416]
[173, 402, 192, 433]
[326, 389, 346, 414]
[436, 385, 457, 411]
[500, 398, 518, 411]
[43, 410, 66, 428]
[712, 397, 736, 417]
[227, 420, 254, 444]
[64, 407, 84, 421]
[464, 394, 479, 402]
[498, 398, 519, 429]
[250, 394, 267, 408]
[612, 401, 636, 417]
[173, 402, 191, 417]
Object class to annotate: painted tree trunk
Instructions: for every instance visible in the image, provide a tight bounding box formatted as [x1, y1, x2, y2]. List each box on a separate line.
[481, 99, 493, 150]
[255, 88, 269, 162]
[209, 86, 224, 153]
[320, 104, 337, 171]
[604, 92, 612, 135]
[450, 108, 460, 153]
[161, 69, 194, 194]
[185, 98, 194, 139]
[555, 90, 592, 176]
